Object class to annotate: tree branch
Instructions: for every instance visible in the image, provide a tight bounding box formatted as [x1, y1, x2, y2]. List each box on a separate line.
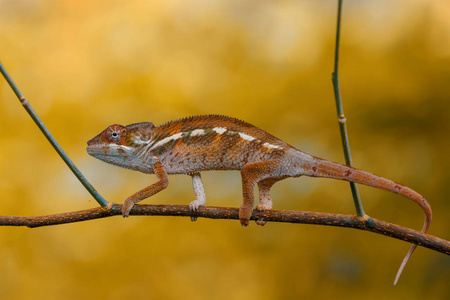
[332, 0, 365, 217]
[0, 61, 109, 207]
[1, 204, 449, 255]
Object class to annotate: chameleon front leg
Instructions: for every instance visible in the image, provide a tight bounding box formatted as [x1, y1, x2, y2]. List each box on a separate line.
[189, 173, 206, 211]
[122, 158, 169, 217]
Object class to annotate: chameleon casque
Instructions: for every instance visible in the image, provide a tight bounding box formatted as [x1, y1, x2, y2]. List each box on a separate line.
[87, 114, 432, 283]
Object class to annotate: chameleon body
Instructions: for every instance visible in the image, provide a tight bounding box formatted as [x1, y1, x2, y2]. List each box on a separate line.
[87, 114, 431, 283]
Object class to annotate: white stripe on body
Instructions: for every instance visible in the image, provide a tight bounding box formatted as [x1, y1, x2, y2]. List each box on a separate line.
[190, 129, 205, 136]
[150, 132, 184, 150]
[238, 132, 256, 142]
[146, 127, 283, 153]
[212, 127, 227, 135]
[263, 142, 282, 150]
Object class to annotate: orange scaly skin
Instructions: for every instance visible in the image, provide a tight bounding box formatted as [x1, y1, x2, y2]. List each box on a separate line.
[87, 114, 432, 284]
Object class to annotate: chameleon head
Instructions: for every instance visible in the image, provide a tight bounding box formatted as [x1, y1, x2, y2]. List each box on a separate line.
[87, 122, 155, 172]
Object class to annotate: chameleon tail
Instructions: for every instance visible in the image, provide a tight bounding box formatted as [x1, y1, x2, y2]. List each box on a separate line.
[304, 157, 432, 285]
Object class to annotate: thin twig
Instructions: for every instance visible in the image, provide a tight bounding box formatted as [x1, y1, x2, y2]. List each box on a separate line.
[0, 61, 109, 207]
[331, 0, 365, 217]
[0, 204, 449, 255]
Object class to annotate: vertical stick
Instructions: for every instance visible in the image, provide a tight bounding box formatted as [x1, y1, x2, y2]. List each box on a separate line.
[331, 0, 365, 217]
[0, 61, 110, 208]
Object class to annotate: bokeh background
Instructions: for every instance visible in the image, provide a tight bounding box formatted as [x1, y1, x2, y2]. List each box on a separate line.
[0, 0, 449, 299]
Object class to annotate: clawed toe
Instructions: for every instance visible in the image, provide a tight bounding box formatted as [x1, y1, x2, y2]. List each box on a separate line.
[256, 218, 267, 226]
[189, 201, 200, 211]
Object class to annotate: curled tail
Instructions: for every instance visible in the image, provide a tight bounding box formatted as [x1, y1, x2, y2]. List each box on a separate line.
[304, 157, 432, 285]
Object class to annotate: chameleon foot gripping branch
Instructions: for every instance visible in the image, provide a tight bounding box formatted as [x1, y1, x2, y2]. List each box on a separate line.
[0, 61, 109, 208]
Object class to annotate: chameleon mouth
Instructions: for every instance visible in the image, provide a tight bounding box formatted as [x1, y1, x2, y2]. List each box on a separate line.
[86, 144, 109, 157]
[86, 144, 143, 172]
[86, 143, 133, 157]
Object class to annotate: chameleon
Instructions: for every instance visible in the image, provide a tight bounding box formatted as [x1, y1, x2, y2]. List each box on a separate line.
[86, 114, 431, 284]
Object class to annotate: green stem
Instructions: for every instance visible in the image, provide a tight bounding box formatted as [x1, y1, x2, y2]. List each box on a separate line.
[332, 0, 365, 217]
[0, 61, 109, 207]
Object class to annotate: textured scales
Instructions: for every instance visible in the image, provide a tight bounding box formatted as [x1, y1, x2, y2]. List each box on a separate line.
[149, 115, 287, 172]
[87, 114, 432, 284]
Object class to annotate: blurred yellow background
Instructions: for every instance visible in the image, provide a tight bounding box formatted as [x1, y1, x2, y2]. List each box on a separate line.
[0, 0, 449, 299]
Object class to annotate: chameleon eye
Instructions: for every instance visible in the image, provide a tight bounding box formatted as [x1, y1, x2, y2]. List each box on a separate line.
[106, 125, 123, 142]
[108, 131, 120, 142]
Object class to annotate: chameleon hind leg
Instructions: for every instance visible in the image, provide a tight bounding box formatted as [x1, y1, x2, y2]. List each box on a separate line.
[256, 178, 283, 211]
[254, 178, 284, 225]
[240, 160, 283, 226]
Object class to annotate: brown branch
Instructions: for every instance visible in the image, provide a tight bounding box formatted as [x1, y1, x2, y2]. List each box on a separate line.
[1, 203, 449, 255]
